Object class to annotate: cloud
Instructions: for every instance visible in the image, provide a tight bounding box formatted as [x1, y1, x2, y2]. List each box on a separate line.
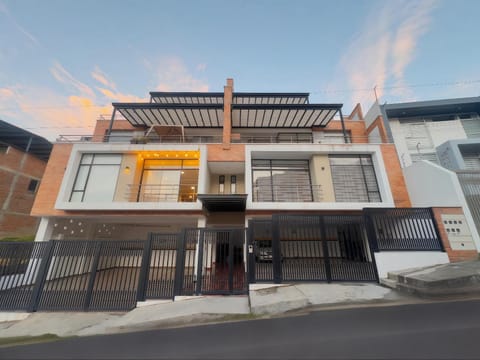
[50, 62, 96, 98]
[91, 66, 116, 90]
[149, 56, 209, 92]
[334, 0, 437, 108]
[0, 2, 41, 47]
[196, 63, 207, 72]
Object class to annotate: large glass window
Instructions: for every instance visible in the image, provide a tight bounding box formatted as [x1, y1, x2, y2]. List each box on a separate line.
[329, 155, 381, 202]
[70, 154, 121, 202]
[140, 158, 199, 202]
[252, 160, 312, 202]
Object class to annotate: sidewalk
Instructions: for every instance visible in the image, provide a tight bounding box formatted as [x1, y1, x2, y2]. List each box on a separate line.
[1, 260, 479, 339]
[0, 283, 406, 338]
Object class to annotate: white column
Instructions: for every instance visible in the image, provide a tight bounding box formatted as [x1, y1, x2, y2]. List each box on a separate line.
[34, 217, 55, 242]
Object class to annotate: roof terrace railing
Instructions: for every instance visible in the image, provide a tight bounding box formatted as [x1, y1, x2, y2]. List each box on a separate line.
[55, 133, 391, 144]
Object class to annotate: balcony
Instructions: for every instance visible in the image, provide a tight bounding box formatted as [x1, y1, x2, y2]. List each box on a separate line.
[253, 184, 323, 202]
[125, 184, 198, 203]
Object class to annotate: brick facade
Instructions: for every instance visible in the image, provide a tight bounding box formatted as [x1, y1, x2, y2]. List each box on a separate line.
[380, 144, 411, 207]
[0, 146, 47, 238]
[31, 143, 73, 217]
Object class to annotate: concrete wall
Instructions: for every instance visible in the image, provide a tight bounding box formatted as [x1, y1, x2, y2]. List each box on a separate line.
[310, 155, 335, 202]
[364, 101, 382, 128]
[403, 161, 480, 252]
[374, 252, 450, 278]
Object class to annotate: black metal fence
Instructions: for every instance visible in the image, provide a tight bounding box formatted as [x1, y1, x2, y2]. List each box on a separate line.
[248, 214, 378, 284]
[0, 242, 51, 311]
[0, 208, 444, 312]
[364, 208, 444, 251]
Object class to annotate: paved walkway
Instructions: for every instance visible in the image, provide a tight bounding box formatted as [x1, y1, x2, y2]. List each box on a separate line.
[1, 260, 479, 339]
[0, 283, 405, 338]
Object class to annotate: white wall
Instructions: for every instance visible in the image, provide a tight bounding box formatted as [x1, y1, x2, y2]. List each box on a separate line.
[375, 252, 449, 278]
[55, 143, 207, 211]
[427, 120, 467, 147]
[364, 101, 382, 128]
[403, 160, 480, 252]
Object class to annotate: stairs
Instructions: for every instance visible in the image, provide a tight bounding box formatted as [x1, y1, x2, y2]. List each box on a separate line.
[380, 261, 480, 297]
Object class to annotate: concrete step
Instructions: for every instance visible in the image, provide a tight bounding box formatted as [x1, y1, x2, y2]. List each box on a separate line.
[379, 277, 398, 289]
[384, 261, 480, 297]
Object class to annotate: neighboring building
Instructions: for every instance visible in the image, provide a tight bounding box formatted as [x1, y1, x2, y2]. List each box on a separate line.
[0, 120, 52, 239]
[365, 97, 480, 252]
[367, 97, 480, 168]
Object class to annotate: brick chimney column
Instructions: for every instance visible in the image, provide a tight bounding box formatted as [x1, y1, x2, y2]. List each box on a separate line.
[223, 78, 234, 149]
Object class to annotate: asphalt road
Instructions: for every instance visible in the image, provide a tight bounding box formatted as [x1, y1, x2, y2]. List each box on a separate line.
[2, 299, 480, 359]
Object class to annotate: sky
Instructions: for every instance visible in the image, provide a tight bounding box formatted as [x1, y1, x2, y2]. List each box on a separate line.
[0, 0, 479, 141]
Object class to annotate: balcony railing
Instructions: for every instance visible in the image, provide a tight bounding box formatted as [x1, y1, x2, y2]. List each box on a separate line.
[253, 184, 323, 202]
[56, 133, 391, 144]
[56, 134, 223, 144]
[125, 184, 198, 203]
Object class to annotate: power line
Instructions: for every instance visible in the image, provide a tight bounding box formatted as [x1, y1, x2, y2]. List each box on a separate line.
[311, 79, 480, 94]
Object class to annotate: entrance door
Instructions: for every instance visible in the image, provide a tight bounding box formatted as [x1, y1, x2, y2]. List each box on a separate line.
[196, 229, 246, 295]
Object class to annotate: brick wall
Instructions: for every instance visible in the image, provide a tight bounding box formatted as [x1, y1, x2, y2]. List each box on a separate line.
[432, 207, 479, 262]
[31, 143, 73, 217]
[0, 146, 47, 238]
[207, 144, 245, 162]
[380, 144, 411, 207]
[92, 120, 139, 142]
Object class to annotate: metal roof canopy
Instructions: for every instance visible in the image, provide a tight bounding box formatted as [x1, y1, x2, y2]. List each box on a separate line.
[232, 104, 342, 128]
[113, 103, 224, 128]
[150, 92, 224, 105]
[0, 120, 52, 161]
[114, 103, 342, 129]
[197, 194, 248, 212]
[233, 93, 309, 105]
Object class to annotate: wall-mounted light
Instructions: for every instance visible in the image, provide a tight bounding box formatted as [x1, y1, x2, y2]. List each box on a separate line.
[124, 166, 131, 175]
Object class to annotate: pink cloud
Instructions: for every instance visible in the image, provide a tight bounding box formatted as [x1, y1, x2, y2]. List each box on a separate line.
[148, 56, 209, 92]
[332, 0, 437, 109]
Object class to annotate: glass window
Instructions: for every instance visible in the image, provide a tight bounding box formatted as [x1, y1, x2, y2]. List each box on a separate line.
[70, 154, 121, 202]
[27, 179, 39, 193]
[329, 155, 381, 202]
[139, 158, 198, 202]
[252, 160, 312, 202]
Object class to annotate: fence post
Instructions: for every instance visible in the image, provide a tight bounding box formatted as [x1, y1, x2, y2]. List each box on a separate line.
[319, 217, 332, 283]
[173, 229, 187, 299]
[195, 229, 205, 295]
[83, 242, 102, 311]
[136, 236, 153, 302]
[246, 221, 256, 284]
[363, 209, 379, 252]
[272, 215, 282, 284]
[228, 230, 235, 294]
[28, 240, 55, 312]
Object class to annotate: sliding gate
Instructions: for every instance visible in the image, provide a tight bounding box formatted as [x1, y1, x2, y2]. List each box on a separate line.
[248, 215, 378, 283]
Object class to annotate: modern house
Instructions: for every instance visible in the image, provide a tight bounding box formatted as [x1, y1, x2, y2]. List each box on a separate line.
[0, 120, 52, 239]
[1, 79, 472, 312]
[365, 98, 480, 252]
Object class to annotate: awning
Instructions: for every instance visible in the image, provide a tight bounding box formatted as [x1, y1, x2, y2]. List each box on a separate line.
[233, 93, 309, 105]
[150, 92, 224, 105]
[197, 194, 247, 212]
[231, 104, 342, 128]
[113, 103, 224, 128]
[113, 99, 342, 129]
